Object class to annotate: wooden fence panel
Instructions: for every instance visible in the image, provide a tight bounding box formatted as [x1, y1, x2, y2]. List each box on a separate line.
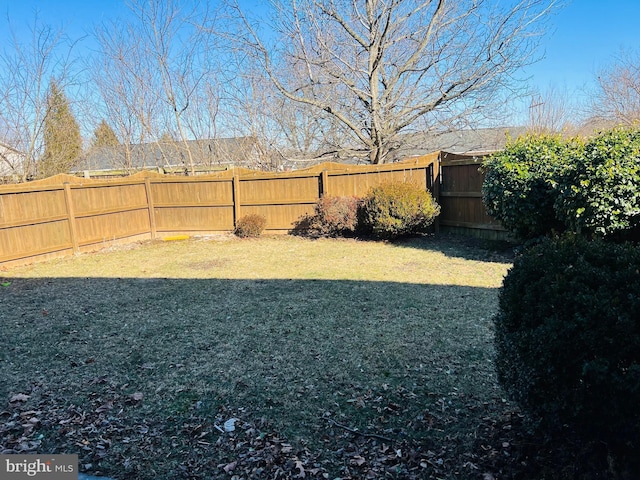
[237, 175, 320, 230]
[69, 183, 152, 247]
[239, 176, 320, 205]
[150, 178, 235, 232]
[151, 179, 233, 205]
[71, 183, 148, 215]
[326, 167, 430, 197]
[438, 154, 506, 237]
[75, 209, 151, 246]
[439, 196, 499, 228]
[440, 160, 485, 194]
[153, 206, 235, 231]
[241, 204, 315, 230]
[0, 220, 72, 263]
[0, 188, 68, 226]
[0, 187, 73, 263]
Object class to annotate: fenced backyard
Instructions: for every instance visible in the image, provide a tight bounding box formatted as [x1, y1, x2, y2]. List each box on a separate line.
[2, 145, 635, 479]
[1, 234, 517, 479]
[0, 151, 505, 267]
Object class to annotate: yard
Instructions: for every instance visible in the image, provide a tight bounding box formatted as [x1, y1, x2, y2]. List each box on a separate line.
[1, 234, 522, 479]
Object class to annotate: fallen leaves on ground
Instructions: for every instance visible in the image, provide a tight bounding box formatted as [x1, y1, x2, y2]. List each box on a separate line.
[0, 382, 486, 479]
[1, 383, 623, 479]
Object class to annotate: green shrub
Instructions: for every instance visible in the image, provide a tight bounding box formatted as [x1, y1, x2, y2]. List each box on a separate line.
[482, 134, 575, 240]
[494, 235, 640, 447]
[234, 213, 267, 238]
[359, 182, 440, 239]
[555, 127, 640, 240]
[293, 195, 361, 238]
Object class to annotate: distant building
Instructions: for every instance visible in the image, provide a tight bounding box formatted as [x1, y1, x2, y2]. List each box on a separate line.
[0, 141, 27, 180]
[391, 126, 528, 161]
[280, 127, 528, 167]
[74, 137, 267, 175]
[73, 127, 528, 176]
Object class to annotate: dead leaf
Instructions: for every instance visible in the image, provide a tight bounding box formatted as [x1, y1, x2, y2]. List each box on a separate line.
[10, 394, 29, 403]
[95, 402, 113, 413]
[135, 425, 149, 434]
[295, 459, 306, 477]
[129, 392, 144, 402]
[350, 455, 366, 466]
[223, 461, 236, 473]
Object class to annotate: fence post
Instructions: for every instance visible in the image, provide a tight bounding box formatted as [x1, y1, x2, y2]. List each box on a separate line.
[232, 174, 241, 228]
[320, 170, 329, 197]
[62, 182, 80, 254]
[144, 177, 157, 239]
[433, 153, 441, 234]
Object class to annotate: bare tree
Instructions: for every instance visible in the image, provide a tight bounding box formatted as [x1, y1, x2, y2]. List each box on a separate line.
[591, 50, 640, 126]
[0, 14, 78, 181]
[92, 16, 162, 171]
[526, 84, 578, 135]
[230, 0, 555, 164]
[217, 56, 347, 169]
[93, 0, 220, 173]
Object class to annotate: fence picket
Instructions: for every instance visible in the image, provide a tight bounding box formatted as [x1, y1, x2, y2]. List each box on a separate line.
[63, 183, 79, 255]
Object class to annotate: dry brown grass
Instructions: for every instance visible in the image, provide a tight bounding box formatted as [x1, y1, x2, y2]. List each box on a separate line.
[1, 234, 514, 479]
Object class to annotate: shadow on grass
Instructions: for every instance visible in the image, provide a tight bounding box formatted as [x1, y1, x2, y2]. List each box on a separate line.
[390, 233, 517, 264]
[2, 276, 506, 478]
[3, 272, 626, 479]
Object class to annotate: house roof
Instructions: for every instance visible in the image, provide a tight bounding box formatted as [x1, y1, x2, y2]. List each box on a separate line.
[74, 137, 261, 172]
[391, 126, 528, 160]
[279, 127, 527, 168]
[74, 127, 527, 174]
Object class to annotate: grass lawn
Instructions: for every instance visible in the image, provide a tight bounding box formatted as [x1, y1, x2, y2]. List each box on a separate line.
[1, 234, 517, 479]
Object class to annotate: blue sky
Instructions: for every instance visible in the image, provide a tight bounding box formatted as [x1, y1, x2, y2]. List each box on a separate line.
[525, 0, 640, 93]
[1, 0, 639, 118]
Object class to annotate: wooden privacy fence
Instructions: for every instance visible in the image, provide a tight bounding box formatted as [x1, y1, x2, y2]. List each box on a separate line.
[0, 151, 506, 267]
[437, 152, 505, 237]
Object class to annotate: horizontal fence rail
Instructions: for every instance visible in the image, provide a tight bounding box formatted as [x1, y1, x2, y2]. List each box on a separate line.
[0, 151, 506, 267]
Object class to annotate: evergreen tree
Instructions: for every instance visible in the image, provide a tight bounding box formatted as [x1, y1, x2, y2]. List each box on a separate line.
[159, 131, 176, 143]
[91, 119, 120, 149]
[40, 80, 82, 178]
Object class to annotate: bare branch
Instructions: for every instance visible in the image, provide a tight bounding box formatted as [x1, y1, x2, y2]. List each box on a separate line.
[89, 0, 228, 174]
[229, 0, 556, 163]
[0, 12, 79, 181]
[590, 50, 640, 126]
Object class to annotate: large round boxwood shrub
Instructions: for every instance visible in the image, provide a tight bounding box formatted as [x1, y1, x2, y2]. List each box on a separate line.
[554, 127, 640, 240]
[482, 134, 575, 240]
[494, 235, 640, 446]
[359, 181, 440, 239]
